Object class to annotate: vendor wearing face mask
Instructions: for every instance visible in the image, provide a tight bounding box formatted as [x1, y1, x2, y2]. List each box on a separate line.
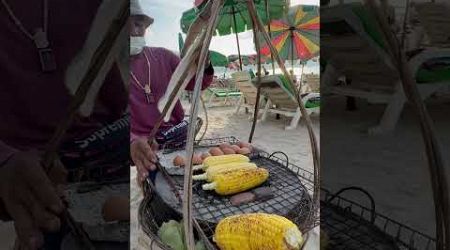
[129, 0, 214, 183]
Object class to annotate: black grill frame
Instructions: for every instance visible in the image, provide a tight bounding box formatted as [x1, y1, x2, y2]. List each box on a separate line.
[139, 137, 317, 249]
[321, 188, 436, 249]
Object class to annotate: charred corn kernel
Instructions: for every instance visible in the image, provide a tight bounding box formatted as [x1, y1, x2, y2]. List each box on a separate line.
[202, 167, 269, 195]
[192, 162, 257, 182]
[193, 154, 249, 171]
[214, 213, 304, 250]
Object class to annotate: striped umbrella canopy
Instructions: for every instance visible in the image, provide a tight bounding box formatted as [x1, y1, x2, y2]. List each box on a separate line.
[181, 0, 289, 36]
[181, 0, 290, 70]
[260, 5, 320, 66]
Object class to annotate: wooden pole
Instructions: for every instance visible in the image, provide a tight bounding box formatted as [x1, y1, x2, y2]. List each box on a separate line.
[366, 0, 449, 248]
[232, 6, 243, 71]
[265, 0, 275, 74]
[291, 30, 295, 72]
[248, 7, 263, 143]
[182, 1, 224, 249]
[40, 1, 129, 249]
[298, 61, 305, 92]
[247, 0, 320, 207]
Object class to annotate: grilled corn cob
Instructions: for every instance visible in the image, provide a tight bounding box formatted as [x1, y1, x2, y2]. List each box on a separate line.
[202, 167, 269, 195]
[214, 213, 303, 250]
[192, 162, 257, 182]
[192, 154, 249, 171]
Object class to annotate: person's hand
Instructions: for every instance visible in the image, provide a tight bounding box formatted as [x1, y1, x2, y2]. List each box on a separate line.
[0, 150, 66, 250]
[131, 137, 158, 183]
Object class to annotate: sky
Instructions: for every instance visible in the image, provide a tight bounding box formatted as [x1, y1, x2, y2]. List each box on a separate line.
[142, 0, 320, 56]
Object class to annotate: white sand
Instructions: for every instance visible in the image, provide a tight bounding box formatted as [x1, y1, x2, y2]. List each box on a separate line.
[321, 96, 450, 240]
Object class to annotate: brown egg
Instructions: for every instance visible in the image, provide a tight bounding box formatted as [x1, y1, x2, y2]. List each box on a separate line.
[230, 145, 241, 151]
[173, 155, 185, 166]
[238, 142, 253, 152]
[102, 196, 130, 222]
[201, 152, 211, 160]
[237, 147, 251, 155]
[222, 147, 236, 155]
[192, 154, 203, 165]
[209, 147, 224, 156]
[219, 143, 231, 151]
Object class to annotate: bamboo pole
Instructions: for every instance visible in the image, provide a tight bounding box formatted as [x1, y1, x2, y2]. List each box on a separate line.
[248, 9, 263, 143]
[43, 0, 129, 167]
[298, 61, 305, 92]
[232, 6, 243, 71]
[38, 1, 129, 248]
[182, 1, 213, 57]
[265, 0, 276, 74]
[182, 1, 224, 249]
[247, 0, 321, 207]
[149, 35, 204, 142]
[291, 29, 295, 72]
[366, 0, 449, 248]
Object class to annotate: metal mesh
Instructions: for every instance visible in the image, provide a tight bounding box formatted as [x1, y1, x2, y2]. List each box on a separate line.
[139, 137, 317, 249]
[321, 189, 436, 250]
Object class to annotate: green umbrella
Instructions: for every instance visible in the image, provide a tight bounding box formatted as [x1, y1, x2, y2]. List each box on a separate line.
[209, 50, 229, 67]
[178, 32, 228, 67]
[181, 0, 290, 70]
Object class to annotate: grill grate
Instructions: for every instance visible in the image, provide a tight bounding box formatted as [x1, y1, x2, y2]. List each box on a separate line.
[321, 188, 436, 250]
[156, 154, 313, 221]
[139, 137, 317, 249]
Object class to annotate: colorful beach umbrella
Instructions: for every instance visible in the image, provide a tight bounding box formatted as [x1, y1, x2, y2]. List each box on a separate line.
[181, 0, 289, 70]
[259, 5, 320, 68]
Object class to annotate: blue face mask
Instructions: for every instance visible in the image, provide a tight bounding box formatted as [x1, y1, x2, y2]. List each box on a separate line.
[130, 36, 146, 55]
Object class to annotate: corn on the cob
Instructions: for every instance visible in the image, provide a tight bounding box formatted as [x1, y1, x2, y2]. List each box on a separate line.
[202, 167, 269, 195]
[192, 162, 257, 182]
[192, 154, 249, 171]
[214, 213, 303, 250]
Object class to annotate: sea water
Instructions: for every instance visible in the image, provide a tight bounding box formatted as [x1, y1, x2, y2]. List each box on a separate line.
[213, 59, 320, 79]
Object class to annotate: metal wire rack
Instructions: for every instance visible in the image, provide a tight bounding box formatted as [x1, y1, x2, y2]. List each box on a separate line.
[139, 136, 318, 249]
[321, 188, 436, 250]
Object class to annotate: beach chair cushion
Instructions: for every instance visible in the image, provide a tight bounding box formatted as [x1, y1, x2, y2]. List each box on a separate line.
[416, 57, 450, 84]
[208, 88, 242, 97]
[323, 3, 450, 85]
[257, 76, 320, 110]
[303, 95, 321, 109]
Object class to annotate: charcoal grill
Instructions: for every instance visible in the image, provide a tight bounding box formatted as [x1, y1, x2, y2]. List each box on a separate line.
[139, 137, 317, 249]
[321, 187, 436, 250]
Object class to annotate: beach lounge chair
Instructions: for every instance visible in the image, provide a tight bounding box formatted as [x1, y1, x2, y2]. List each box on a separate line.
[301, 73, 320, 93]
[231, 71, 262, 115]
[255, 75, 320, 130]
[408, 2, 450, 49]
[205, 87, 242, 107]
[321, 2, 450, 134]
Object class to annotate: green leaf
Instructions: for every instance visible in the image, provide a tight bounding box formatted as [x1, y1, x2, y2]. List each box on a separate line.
[158, 220, 186, 250]
[195, 240, 207, 250]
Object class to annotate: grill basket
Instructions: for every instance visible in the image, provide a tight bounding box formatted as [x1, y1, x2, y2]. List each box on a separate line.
[138, 137, 317, 249]
[321, 187, 436, 249]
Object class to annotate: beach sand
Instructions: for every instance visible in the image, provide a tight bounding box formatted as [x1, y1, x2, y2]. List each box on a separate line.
[321, 96, 450, 240]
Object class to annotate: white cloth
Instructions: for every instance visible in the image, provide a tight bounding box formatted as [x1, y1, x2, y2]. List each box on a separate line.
[131, 0, 153, 24]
